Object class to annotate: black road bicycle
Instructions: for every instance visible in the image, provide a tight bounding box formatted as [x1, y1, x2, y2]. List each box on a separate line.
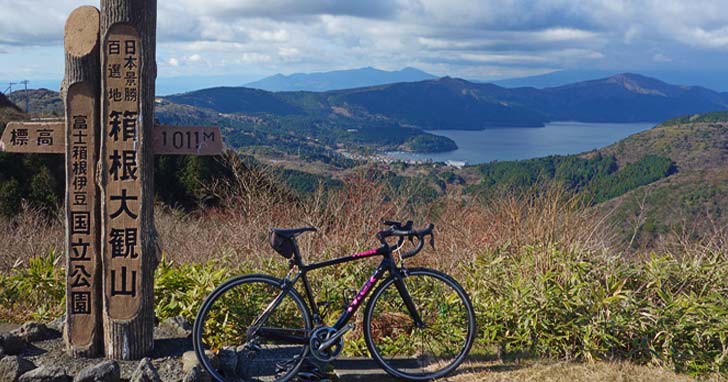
[193, 221, 476, 382]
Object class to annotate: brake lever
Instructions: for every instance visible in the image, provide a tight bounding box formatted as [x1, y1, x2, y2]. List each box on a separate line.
[429, 233, 436, 250]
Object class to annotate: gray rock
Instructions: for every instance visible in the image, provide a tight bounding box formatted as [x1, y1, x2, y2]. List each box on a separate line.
[12, 323, 59, 343]
[0, 356, 36, 382]
[47, 316, 65, 333]
[157, 316, 192, 338]
[73, 361, 120, 382]
[181, 366, 201, 382]
[130, 358, 161, 382]
[0, 333, 27, 356]
[182, 350, 217, 375]
[18, 365, 71, 382]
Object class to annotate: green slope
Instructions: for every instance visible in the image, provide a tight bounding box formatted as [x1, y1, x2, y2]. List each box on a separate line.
[597, 112, 728, 247]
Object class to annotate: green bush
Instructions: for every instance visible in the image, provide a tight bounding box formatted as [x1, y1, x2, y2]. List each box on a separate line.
[2, 248, 726, 376]
[0, 250, 65, 322]
[462, 246, 728, 375]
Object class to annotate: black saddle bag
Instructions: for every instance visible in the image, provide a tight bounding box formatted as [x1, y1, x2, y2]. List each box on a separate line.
[270, 231, 295, 259]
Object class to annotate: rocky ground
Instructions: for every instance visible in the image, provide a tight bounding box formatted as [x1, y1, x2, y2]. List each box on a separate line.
[0, 319, 713, 382]
[0, 317, 207, 382]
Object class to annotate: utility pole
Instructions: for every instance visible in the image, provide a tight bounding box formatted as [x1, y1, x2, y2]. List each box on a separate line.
[20, 80, 29, 113]
[4, 81, 17, 94]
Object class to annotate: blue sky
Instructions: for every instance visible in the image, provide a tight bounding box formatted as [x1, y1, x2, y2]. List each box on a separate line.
[1, 0, 728, 90]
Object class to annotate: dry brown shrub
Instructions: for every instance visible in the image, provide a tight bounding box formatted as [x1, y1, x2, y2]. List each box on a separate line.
[157, 171, 615, 274]
[13, 159, 724, 274]
[0, 203, 63, 273]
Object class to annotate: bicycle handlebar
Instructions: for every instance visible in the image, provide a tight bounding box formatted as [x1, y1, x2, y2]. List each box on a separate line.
[377, 221, 435, 259]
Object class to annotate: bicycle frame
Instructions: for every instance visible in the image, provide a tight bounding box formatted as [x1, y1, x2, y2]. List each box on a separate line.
[251, 241, 425, 344]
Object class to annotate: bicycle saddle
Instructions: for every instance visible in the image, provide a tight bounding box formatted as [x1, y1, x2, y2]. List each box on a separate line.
[271, 226, 317, 239]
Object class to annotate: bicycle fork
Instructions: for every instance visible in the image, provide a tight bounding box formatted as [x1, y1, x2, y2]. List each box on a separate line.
[393, 269, 426, 329]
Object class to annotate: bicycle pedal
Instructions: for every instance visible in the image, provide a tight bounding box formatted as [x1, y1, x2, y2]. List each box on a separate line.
[275, 359, 299, 374]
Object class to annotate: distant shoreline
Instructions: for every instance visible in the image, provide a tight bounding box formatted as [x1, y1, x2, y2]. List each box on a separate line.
[387, 121, 657, 165]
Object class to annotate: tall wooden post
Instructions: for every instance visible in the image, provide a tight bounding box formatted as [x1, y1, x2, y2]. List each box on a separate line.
[1, 1, 222, 361]
[62, 6, 102, 358]
[99, 0, 158, 360]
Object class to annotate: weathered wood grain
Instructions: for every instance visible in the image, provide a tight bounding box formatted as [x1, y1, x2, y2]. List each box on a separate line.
[100, 0, 158, 360]
[62, 5, 102, 358]
[0, 121, 64, 153]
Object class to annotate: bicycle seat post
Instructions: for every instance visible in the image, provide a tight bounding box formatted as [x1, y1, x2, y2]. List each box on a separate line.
[291, 237, 305, 268]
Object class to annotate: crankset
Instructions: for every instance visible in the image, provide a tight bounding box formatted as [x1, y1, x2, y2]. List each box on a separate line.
[308, 324, 354, 362]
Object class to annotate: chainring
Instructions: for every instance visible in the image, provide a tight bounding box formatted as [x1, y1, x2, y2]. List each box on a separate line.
[309, 326, 344, 363]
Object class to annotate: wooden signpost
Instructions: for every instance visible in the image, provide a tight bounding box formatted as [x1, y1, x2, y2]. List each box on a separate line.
[63, 6, 102, 358]
[101, 20, 150, 359]
[153, 125, 224, 155]
[0, 121, 65, 154]
[0, 1, 223, 360]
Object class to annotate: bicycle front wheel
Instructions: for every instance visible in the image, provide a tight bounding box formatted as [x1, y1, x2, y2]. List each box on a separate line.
[363, 268, 475, 381]
[193, 274, 312, 382]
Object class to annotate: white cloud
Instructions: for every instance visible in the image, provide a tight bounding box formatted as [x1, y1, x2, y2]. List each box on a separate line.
[538, 28, 598, 42]
[459, 53, 548, 64]
[2, 0, 728, 81]
[239, 52, 272, 64]
[250, 29, 290, 43]
[278, 47, 300, 59]
[681, 27, 728, 49]
[652, 53, 672, 63]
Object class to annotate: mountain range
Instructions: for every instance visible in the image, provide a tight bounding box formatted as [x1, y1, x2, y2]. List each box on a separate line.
[168, 73, 728, 130]
[3, 77, 727, 245]
[493, 69, 728, 92]
[7, 73, 728, 158]
[244, 67, 437, 92]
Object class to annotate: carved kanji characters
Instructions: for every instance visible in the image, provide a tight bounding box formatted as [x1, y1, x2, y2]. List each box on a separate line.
[71, 292, 91, 315]
[70, 264, 92, 288]
[110, 266, 137, 297]
[109, 228, 138, 259]
[109, 149, 138, 181]
[70, 238, 91, 261]
[109, 189, 138, 220]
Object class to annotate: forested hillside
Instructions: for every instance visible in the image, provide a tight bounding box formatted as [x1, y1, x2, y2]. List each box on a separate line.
[2, 90, 727, 251]
[598, 112, 728, 247]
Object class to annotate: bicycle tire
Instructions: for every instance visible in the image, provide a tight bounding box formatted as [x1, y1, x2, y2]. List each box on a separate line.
[363, 268, 476, 381]
[193, 274, 313, 382]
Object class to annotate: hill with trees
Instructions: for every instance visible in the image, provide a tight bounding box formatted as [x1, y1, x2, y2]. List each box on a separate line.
[596, 112, 728, 247]
[7, 89, 64, 117]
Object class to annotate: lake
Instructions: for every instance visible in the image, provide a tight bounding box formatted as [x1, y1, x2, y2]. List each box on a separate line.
[387, 121, 656, 164]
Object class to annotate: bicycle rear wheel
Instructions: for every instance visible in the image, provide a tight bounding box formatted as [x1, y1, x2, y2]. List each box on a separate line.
[193, 274, 312, 382]
[363, 268, 475, 381]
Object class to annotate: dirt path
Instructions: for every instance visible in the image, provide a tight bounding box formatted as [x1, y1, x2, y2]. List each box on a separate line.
[332, 359, 708, 382]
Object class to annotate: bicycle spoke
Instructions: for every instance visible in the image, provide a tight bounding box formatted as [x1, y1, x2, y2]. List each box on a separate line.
[194, 276, 311, 382]
[365, 269, 474, 380]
